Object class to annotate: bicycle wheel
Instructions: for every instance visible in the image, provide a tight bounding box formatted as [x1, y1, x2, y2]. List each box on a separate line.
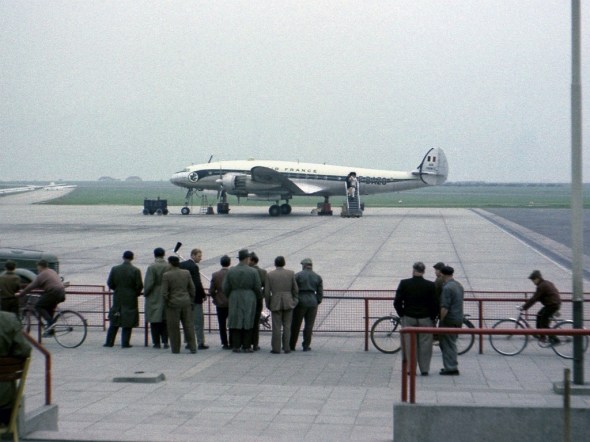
[52, 310, 87, 348]
[370, 316, 402, 354]
[551, 321, 589, 359]
[21, 308, 38, 335]
[457, 319, 475, 355]
[489, 319, 528, 356]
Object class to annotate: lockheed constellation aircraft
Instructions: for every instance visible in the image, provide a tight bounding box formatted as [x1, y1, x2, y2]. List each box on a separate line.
[170, 147, 448, 216]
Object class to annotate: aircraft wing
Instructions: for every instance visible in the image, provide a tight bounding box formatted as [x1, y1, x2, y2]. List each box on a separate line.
[250, 166, 325, 195]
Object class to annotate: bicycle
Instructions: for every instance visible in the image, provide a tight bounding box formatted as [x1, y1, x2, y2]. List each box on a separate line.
[370, 314, 475, 355]
[20, 294, 88, 348]
[489, 307, 589, 359]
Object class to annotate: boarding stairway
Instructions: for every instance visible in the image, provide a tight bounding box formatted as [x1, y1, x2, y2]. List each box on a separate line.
[342, 181, 363, 218]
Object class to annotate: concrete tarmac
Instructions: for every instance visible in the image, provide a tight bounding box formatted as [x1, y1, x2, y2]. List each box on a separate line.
[0, 204, 588, 441]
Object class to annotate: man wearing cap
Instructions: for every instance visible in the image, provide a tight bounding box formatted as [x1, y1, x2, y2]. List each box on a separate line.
[290, 258, 323, 351]
[438, 266, 463, 376]
[104, 251, 143, 348]
[19, 260, 66, 334]
[265, 256, 299, 354]
[249, 252, 267, 351]
[394, 262, 438, 375]
[223, 249, 261, 353]
[0, 260, 21, 315]
[521, 270, 561, 344]
[162, 256, 197, 354]
[144, 247, 169, 349]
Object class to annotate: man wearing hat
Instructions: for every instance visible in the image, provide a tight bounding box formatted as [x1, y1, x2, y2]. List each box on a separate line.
[394, 262, 438, 375]
[223, 249, 262, 352]
[521, 270, 561, 344]
[144, 247, 169, 349]
[290, 258, 323, 352]
[438, 266, 463, 375]
[104, 251, 143, 348]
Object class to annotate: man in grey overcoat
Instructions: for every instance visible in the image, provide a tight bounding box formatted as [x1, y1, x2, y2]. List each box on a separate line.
[223, 249, 261, 353]
[265, 256, 299, 354]
[144, 247, 169, 349]
[104, 251, 143, 348]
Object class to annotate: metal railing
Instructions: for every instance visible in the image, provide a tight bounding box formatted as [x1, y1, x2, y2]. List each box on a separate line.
[400, 326, 590, 404]
[22, 332, 51, 405]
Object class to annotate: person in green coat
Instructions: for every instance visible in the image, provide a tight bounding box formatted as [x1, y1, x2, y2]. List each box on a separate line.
[223, 249, 261, 353]
[104, 251, 143, 348]
[144, 247, 169, 349]
[0, 310, 32, 425]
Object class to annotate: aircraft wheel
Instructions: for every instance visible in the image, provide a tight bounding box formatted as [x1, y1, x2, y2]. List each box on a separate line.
[269, 205, 280, 217]
[280, 204, 292, 215]
[181, 207, 190, 215]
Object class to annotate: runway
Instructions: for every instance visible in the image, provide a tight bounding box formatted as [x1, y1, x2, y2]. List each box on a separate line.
[0, 204, 582, 294]
[6, 203, 589, 442]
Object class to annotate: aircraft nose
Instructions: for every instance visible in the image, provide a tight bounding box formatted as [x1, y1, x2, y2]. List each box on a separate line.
[170, 172, 188, 186]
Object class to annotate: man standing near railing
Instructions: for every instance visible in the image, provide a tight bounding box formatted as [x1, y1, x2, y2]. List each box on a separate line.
[394, 262, 438, 376]
[104, 251, 143, 348]
[0, 310, 32, 425]
[439, 266, 463, 376]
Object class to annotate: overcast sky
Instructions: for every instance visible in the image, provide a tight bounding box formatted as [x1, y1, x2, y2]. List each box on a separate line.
[0, 1, 588, 183]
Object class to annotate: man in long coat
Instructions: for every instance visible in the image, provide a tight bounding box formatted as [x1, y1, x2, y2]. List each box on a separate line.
[144, 247, 169, 349]
[162, 256, 197, 354]
[223, 249, 261, 353]
[104, 251, 143, 348]
[265, 256, 299, 354]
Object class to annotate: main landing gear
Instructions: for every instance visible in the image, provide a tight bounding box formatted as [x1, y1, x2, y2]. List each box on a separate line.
[269, 202, 292, 217]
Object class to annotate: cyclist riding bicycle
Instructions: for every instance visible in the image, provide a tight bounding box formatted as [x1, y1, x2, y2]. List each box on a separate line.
[519, 270, 562, 345]
[18, 260, 66, 335]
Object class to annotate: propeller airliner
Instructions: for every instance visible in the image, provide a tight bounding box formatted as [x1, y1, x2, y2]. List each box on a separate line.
[170, 147, 448, 217]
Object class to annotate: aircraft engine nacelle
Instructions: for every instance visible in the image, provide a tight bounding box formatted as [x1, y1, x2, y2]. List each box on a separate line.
[220, 173, 246, 190]
[220, 173, 281, 194]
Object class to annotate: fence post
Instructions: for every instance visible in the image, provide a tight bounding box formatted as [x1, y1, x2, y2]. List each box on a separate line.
[364, 298, 369, 351]
[401, 330, 407, 402]
[478, 300, 484, 354]
[564, 368, 571, 442]
[409, 332, 416, 404]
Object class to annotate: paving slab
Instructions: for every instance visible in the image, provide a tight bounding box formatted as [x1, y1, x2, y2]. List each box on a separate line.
[1, 205, 588, 441]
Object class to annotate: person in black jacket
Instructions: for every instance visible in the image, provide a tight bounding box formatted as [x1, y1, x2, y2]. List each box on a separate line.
[394, 262, 438, 375]
[180, 248, 209, 349]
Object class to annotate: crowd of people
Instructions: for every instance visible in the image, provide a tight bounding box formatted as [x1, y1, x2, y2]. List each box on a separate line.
[103, 247, 323, 354]
[0, 252, 560, 367]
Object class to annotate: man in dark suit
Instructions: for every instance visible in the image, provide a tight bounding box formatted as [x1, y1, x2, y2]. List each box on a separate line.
[249, 252, 267, 351]
[180, 248, 209, 350]
[394, 262, 438, 375]
[209, 255, 231, 349]
[104, 251, 143, 348]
